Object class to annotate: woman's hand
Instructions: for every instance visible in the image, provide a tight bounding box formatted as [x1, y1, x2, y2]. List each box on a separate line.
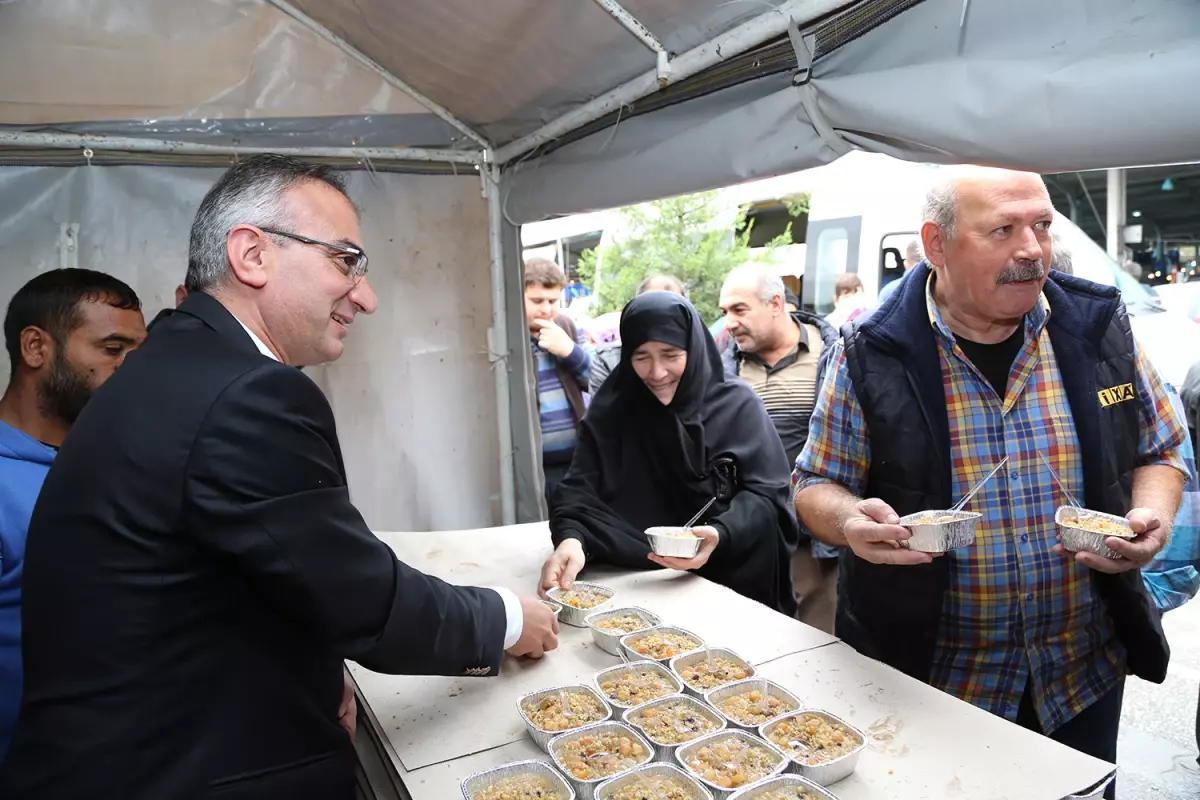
[539, 539, 586, 596]
[647, 525, 720, 572]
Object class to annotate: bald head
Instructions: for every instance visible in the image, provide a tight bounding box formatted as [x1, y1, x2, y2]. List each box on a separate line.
[921, 166, 1055, 337]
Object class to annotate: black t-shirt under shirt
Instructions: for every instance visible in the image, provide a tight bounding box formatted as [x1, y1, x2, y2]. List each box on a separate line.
[955, 325, 1025, 399]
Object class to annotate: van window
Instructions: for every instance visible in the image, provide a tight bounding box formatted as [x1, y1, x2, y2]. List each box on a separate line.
[879, 232, 919, 297]
[802, 217, 862, 315]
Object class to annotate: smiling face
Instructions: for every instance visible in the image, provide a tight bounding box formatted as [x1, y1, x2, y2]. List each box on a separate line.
[255, 181, 378, 366]
[631, 340, 688, 405]
[923, 171, 1054, 328]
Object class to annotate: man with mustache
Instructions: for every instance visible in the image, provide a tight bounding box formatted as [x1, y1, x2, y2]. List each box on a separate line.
[794, 167, 1187, 798]
[0, 269, 146, 765]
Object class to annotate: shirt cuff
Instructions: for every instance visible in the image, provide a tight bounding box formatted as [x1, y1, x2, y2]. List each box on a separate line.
[489, 587, 524, 650]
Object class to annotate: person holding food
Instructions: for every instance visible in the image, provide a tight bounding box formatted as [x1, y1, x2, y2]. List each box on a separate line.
[792, 165, 1188, 797]
[540, 290, 798, 615]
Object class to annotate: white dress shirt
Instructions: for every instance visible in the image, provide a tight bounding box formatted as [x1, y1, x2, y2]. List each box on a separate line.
[232, 316, 524, 650]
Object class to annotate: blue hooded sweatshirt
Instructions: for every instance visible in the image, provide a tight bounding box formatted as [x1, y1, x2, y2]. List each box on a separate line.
[0, 420, 56, 764]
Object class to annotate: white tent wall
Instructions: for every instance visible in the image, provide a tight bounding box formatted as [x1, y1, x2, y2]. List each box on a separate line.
[0, 165, 503, 531]
[503, 0, 1200, 223]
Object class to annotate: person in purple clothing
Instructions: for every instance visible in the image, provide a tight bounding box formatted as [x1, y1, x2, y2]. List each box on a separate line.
[0, 269, 145, 764]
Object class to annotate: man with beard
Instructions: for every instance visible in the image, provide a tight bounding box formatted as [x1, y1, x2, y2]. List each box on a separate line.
[0, 268, 145, 763]
[794, 167, 1188, 799]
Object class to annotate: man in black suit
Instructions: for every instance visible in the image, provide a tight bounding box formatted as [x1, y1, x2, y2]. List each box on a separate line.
[0, 155, 559, 799]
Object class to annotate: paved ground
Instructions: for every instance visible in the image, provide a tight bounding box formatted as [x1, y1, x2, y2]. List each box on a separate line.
[1117, 597, 1200, 799]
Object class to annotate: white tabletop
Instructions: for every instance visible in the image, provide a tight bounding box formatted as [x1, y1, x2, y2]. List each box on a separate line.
[351, 523, 1114, 800]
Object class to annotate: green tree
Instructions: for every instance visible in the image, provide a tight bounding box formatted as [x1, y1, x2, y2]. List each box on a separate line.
[575, 191, 798, 325]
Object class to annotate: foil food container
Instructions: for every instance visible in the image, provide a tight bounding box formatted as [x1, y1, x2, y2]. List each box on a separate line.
[623, 694, 727, 763]
[594, 660, 684, 711]
[549, 721, 656, 800]
[586, 607, 663, 656]
[670, 648, 756, 698]
[727, 773, 842, 800]
[646, 526, 703, 558]
[517, 684, 614, 752]
[620, 626, 705, 665]
[675, 729, 788, 800]
[1055, 506, 1136, 560]
[548, 583, 617, 627]
[760, 710, 866, 786]
[543, 599, 564, 620]
[460, 759, 577, 800]
[703, 678, 802, 732]
[594, 762, 715, 800]
[897, 510, 981, 552]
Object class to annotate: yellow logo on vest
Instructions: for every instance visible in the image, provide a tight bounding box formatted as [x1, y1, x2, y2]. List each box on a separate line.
[1098, 383, 1135, 408]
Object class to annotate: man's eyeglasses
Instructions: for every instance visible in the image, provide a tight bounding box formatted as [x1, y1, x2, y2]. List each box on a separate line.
[260, 227, 369, 283]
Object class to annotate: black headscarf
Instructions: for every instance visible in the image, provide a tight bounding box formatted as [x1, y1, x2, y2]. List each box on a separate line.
[550, 292, 798, 614]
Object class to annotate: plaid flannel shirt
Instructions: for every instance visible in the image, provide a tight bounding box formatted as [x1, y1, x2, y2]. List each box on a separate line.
[794, 275, 1189, 732]
[1141, 386, 1200, 612]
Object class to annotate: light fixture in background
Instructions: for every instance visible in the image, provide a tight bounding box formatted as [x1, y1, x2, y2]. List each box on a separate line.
[1132, 210, 1142, 217]
[1162, 177, 1175, 191]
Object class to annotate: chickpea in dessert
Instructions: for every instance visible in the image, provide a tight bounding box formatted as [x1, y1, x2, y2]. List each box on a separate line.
[594, 614, 652, 634]
[556, 731, 647, 781]
[678, 657, 749, 691]
[685, 736, 779, 790]
[766, 714, 860, 765]
[471, 775, 565, 800]
[523, 691, 607, 732]
[629, 631, 701, 660]
[558, 588, 608, 609]
[609, 777, 697, 800]
[600, 668, 677, 706]
[717, 687, 797, 726]
[628, 700, 718, 745]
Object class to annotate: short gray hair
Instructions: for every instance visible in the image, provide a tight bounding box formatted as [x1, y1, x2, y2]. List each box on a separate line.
[904, 238, 924, 264]
[923, 180, 958, 241]
[724, 262, 784, 305]
[1050, 231, 1072, 275]
[186, 155, 352, 292]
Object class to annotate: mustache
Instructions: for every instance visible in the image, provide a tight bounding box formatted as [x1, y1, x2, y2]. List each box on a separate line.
[996, 259, 1046, 285]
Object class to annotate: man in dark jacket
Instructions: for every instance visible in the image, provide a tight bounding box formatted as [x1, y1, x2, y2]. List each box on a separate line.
[718, 263, 839, 632]
[0, 155, 558, 799]
[794, 167, 1187, 799]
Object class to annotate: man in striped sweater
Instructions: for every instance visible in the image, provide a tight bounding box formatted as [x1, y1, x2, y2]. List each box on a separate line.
[719, 263, 839, 631]
[524, 257, 591, 500]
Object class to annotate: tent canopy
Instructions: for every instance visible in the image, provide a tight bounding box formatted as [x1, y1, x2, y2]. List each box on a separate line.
[4, 0, 1198, 187]
[3, 0, 1199, 527]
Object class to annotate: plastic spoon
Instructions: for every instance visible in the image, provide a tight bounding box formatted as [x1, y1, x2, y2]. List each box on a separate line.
[950, 456, 1009, 512]
[1039, 454, 1083, 508]
[559, 689, 571, 720]
[684, 497, 717, 528]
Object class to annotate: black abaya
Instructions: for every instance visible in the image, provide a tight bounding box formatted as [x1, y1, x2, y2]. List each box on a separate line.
[549, 291, 798, 615]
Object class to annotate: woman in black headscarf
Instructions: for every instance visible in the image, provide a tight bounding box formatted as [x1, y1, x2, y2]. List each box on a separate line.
[541, 291, 798, 615]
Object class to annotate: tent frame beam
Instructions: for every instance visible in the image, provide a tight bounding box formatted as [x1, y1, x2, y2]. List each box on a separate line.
[590, 0, 671, 83]
[493, 0, 850, 165]
[0, 131, 483, 164]
[265, 0, 490, 151]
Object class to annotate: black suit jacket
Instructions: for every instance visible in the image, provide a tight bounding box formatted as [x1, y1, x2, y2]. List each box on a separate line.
[0, 292, 507, 799]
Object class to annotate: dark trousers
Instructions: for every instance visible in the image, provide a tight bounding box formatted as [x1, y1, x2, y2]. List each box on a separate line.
[543, 461, 571, 506]
[1017, 677, 1124, 800]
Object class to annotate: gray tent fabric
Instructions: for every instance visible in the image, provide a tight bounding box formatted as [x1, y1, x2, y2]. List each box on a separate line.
[504, 0, 1200, 223]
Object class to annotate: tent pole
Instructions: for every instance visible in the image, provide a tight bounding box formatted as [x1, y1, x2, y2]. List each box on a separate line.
[483, 163, 517, 525]
[589, 0, 671, 84]
[265, 0, 491, 150]
[0, 131, 482, 164]
[493, 0, 851, 164]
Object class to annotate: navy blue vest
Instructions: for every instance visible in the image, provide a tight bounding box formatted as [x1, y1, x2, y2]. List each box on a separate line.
[838, 263, 1169, 684]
